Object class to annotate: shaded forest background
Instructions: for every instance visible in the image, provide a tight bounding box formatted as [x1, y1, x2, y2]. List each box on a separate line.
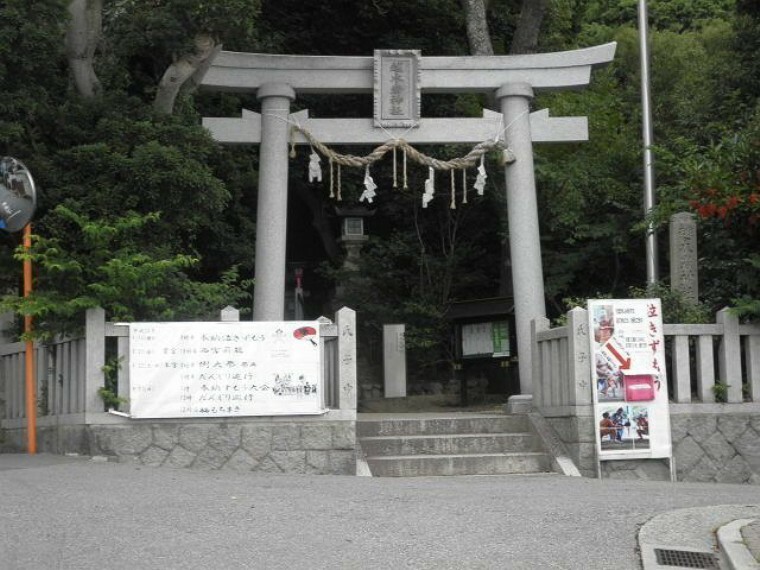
[1, 0, 758, 384]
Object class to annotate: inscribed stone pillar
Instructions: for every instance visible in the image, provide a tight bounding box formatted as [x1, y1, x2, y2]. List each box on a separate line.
[383, 324, 407, 398]
[220, 305, 240, 322]
[253, 83, 296, 321]
[669, 212, 698, 303]
[497, 83, 547, 395]
[336, 307, 357, 411]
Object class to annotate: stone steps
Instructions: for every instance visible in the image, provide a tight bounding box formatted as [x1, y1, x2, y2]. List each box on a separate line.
[367, 452, 551, 477]
[358, 414, 553, 477]
[360, 433, 541, 456]
[357, 415, 531, 437]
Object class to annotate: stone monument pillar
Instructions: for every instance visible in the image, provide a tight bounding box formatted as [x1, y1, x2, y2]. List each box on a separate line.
[253, 83, 296, 321]
[497, 83, 546, 394]
[383, 324, 407, 398]
[669, 212, 698, 303]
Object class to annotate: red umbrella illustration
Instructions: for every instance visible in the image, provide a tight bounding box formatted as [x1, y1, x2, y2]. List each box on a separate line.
[293, 326, 317, 346]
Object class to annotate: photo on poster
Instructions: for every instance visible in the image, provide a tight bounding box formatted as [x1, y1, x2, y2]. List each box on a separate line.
[592, 304, 615, 344]
[595, 351, 624, 402]
[598, 404, 651, 452]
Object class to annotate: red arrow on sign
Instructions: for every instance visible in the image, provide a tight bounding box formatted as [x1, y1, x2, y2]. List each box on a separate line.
[605, 340, 631, 369]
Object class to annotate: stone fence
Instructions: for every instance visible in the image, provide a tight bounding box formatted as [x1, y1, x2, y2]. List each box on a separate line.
[532, 307, 760, 483]
[0, 307, 358, 474]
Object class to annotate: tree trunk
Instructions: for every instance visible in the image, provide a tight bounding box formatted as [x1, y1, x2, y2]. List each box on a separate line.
[461, 0, 494, 56]
[66, 0, 102, 98]
[510, 0, 550, 55]
[154, 34, 221, 115]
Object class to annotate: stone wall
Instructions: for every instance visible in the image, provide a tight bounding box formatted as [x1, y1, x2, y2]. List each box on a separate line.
[600, 459, 671, 480]
[2, 420, 357, 475]
[670, 406, 760, 484]
[545, 404, 760, 484]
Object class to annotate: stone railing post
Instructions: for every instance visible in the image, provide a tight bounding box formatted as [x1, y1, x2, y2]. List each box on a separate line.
[252, 83, 296, 321]
[317, 316, 337, 410]
[531, 316, 550, 410]
[717, 308, 742, 403]
[746, 328, 760, 402]
[567, 307, 592, 406]
[84, 307, 106, 419]
[220, 305, 240, 322]
[0, 312, 12, 421]
[335, 307, 357, 411]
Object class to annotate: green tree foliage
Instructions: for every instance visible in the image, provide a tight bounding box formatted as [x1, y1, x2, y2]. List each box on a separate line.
[536, 1, 759, 322]
[0, 1, 257, 338]
[101, 0, 261, 100]
[653, 1, 760, 320]
[2, 0, 758, 354]
[0, 0, 69, 296]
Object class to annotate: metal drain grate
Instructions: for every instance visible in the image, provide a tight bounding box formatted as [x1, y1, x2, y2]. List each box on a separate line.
[654, 548, 719, 569]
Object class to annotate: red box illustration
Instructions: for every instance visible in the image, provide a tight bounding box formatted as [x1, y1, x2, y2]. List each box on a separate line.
[623, 373, 656, 402]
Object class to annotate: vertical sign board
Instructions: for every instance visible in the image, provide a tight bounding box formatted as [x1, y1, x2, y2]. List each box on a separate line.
[588, 299, 671, 461]
[129, 321, 323, 418]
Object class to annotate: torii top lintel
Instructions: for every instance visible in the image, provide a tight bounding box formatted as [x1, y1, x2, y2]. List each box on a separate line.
[200, 43, 617, 94]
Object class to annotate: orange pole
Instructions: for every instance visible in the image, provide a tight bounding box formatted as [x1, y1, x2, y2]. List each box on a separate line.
[23, 223, 36, 454]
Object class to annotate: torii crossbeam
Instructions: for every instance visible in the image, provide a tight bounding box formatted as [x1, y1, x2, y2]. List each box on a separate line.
[200, 43, 616, 393]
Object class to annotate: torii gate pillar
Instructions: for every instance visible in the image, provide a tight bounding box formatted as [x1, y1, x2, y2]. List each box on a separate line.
[497, 82, 545, 392]
[253, 83, 296, 321]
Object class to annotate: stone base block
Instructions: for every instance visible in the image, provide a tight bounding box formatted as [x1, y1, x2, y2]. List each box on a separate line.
[1, 419, 357, 475]
[505, 395, 533, 415]
[601, 459, 671, 481]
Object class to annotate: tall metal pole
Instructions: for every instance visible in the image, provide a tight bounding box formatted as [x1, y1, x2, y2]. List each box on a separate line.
[639, 0, 658, 285]
[23, 223, 37, 454]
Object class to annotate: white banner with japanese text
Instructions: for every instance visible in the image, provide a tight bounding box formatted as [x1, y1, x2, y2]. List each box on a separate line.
[588, 299, 672, 460]
[128, 321, 323, 418]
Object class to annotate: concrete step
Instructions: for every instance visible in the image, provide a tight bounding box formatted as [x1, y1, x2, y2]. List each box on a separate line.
[357, 414, 554, 477]
[357, 415, 530, 437]
[361, 432, 542, 457]
[367, 452, 552, 477]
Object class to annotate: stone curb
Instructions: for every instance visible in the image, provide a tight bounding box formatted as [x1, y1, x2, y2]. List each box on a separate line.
[717, 519, 760, 570]
[745, 521, 760, 564]
[527, 411, 582, 477]
[355, 441, 372, 477]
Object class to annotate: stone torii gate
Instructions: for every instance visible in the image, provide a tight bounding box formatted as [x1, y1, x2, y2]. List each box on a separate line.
[200, 44, 616, 393]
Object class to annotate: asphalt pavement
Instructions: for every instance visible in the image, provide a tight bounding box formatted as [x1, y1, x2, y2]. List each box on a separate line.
[1, 453, 759, 570]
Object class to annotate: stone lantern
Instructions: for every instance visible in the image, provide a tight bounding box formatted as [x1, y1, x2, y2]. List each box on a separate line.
[335, 206, 374, 271]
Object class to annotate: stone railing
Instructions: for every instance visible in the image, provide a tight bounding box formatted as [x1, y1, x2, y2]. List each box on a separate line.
[0, 308, 356, 464]
[531, 307, 592, 415]
[667, 309, 760, 404]
[531, 306, 760, 483]
[533, 307, 760, 409]
[1, 334, 89, 423]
